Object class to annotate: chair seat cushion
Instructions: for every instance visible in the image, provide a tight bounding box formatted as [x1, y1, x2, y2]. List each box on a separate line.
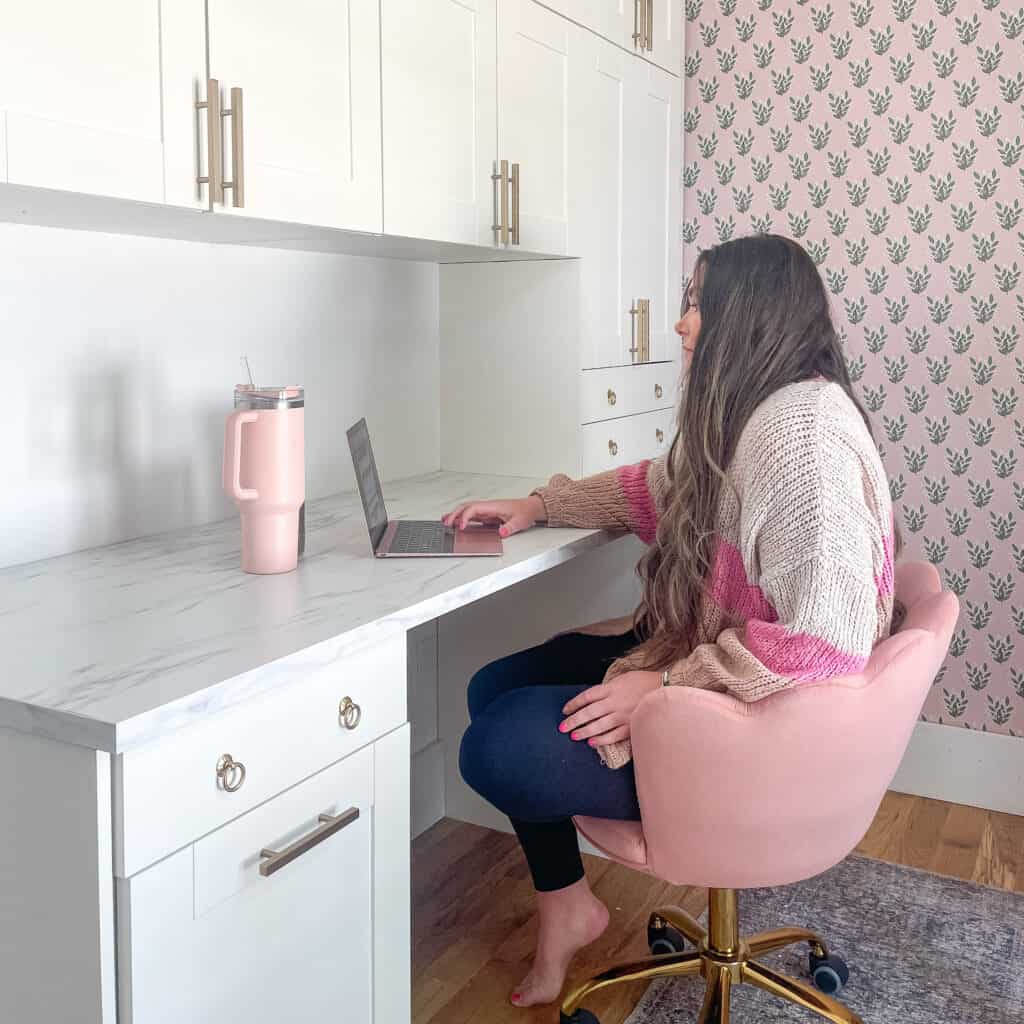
[573, 816, 650, 871]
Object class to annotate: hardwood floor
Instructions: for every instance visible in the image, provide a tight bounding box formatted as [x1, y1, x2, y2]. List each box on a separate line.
[410, 793, 1024, 1024]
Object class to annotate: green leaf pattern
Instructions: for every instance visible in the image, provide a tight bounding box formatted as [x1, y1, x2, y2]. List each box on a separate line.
[682, 2, 1024, 734]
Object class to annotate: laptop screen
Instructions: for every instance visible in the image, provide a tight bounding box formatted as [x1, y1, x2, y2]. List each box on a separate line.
[346, 418, 388, 552]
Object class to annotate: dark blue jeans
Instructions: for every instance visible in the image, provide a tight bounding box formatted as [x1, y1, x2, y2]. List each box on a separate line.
[458, 628, 643, 891]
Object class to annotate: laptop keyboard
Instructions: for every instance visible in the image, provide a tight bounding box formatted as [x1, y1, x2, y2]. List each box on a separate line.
[389, 521, 455, 554]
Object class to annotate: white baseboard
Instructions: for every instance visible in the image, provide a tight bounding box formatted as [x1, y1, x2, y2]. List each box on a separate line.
[890, 720, 1024, 816]
[410, 740, 446, 839]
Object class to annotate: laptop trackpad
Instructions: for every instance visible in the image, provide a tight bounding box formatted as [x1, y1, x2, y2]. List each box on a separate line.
[454, 526, 503, 555]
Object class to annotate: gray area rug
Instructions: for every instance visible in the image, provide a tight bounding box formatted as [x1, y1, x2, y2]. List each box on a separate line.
[624, 855, 1024, 1024]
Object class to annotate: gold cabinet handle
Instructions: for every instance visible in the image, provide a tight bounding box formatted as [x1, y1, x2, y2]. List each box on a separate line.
[196, 78, 223, 204]
[656, 428, 664, 443]
[655, 383, 663, 399]
[639, 298, 651, 362]
[259, 807, 360, 878]
[646, 0, 654, 50]
[492, 159, 509, 245]
[216, 753, 246, 793]
[510, 162, 520, 245]
[632, 0, 643, 48]
[608, 440, 619, 456]
[607, 388, 617, 406]
[222, 85, 244, 208]
[338, 696, 362, 730]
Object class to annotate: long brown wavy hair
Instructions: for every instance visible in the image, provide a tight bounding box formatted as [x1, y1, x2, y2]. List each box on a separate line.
[631, 233, 898, 667]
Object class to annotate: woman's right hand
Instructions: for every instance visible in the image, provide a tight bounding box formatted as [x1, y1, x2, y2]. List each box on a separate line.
[441, 495, 546, 538]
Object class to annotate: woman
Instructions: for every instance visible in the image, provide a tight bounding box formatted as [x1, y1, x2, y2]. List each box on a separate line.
[442, 234, 896, 1008]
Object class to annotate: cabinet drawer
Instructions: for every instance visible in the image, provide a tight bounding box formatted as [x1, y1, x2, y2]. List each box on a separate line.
[116, 635, 406, 877]
[581, 407, 674, 475]
[580, 362, 677, 424]
[119, 746, 374, 1024]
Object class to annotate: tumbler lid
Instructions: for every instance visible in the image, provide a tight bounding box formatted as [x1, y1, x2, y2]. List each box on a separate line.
[234, 385, 304, 410]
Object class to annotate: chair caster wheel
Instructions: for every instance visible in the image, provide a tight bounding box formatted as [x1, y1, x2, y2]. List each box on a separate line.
[647, 923, 687, 955]
[560, 1011, 599, 1024]
[809, 952, 849, 995]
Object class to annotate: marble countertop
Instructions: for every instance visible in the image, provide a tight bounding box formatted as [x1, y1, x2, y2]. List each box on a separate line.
[0, 472, 623, 752]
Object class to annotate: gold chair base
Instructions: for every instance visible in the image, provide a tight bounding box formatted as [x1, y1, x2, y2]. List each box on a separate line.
[559, 889, 863, 1024]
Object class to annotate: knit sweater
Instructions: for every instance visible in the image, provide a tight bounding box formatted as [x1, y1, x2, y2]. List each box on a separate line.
[532, 379, 895, 769]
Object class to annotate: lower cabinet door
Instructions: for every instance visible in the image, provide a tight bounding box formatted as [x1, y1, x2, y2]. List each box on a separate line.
[119, 746, 374, 1024]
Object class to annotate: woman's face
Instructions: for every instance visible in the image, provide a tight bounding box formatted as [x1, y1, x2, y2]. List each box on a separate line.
[675, 270, 702, 367]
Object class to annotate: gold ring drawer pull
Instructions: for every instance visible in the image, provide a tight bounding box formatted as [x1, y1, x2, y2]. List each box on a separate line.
[607, 389, 617, 406]
[608, 440, 619, 456]
[216, 753, 246, 793]
[338, 696, 362, 730]
[259, 807, 360, 878]
[655, 383, 663, 399]
[656, 428, 665, 443]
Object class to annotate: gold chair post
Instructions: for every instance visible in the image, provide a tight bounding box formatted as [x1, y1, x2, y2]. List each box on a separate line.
[707, 889, 740, 956]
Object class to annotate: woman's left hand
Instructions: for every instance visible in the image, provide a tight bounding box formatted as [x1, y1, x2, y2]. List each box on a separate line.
[559, 670, 662, 747]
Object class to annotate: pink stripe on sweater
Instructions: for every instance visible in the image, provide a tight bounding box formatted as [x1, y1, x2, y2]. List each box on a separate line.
[706, 538, 778, 623]
[617, 460, 659, 544]
[744, 619, 868, 681]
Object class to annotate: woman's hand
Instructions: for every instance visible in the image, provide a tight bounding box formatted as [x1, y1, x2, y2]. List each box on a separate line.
[558, 670, 662, 747]
[442, 495, 546, 538]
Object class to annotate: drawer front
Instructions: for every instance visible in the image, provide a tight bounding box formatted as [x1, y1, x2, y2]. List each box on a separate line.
[121, 746, 374, 1024]
[581, 407, 674, 476]
[580, 361, 677, 424]
[117, 635, 406, 877]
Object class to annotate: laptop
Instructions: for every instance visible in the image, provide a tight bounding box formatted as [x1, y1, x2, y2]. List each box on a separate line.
[347, 418, 504, 558]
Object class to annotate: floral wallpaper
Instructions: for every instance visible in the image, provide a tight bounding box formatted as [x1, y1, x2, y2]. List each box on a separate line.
[680, 0, 1024, 735]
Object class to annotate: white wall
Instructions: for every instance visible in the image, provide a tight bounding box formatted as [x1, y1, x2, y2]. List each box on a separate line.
[0, 223, 441, 567]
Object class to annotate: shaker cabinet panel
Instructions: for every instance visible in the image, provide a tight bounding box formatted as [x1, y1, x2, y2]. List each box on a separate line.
[569, 34, 629, 370]
[0, 2, 165, 202]
[205, 0, 382, 230]
[642, 0, 683, 76]
[624, 58, 682, 366]
[539, 0, 630, 49]
[120, 747, 375, 1024]
[382, 0, 497, 246]
[497, 0, 573, 255]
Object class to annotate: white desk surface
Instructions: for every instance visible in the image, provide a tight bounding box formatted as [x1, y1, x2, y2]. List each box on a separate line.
[0, 472, 622, 753]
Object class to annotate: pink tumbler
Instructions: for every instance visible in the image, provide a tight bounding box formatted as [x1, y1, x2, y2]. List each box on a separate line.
[223, 385, 305, 574]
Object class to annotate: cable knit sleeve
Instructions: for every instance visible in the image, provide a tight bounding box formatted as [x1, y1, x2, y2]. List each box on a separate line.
[530, 457, 669, 544]
[662, 389, 893, 701]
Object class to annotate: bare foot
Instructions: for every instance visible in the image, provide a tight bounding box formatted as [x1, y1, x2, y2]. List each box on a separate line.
[510, 877, 611, 1008]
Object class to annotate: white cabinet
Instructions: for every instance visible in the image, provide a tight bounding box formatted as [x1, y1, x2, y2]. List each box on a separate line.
[539, 0, 631, 49]
[497, 0, 574, 254]
[641, 0, 683, 75]
[203, 0, 382, 230]
[118, 725, 411, 1024]
[382, 0, 497, 246]
[0, 2, 165, 202]
[120, 747, 375, 1024]
[624, 56, 682, 366]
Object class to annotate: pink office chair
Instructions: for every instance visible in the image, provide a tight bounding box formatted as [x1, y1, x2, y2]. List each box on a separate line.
[562, 561, 959, 1024]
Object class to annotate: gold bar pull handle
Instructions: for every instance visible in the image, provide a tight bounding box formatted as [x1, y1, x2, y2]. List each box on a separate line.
[646, 0, 654, 51]
[222, 85, 244, 208]
[632, 0, 642, 48]
[492, 159, 509, 245]
[259, 806, 360, 878]
[510, 162, 520, 245]
[641, 298, 651, 361]
[196, 78, 223, 204]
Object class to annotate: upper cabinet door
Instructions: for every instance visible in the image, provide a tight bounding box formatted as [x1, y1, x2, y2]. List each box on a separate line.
[624, 59, 682, 366]
[569, 35, 628, 369]
[497, 0, 572, 255]
[541, 0, 630, 48]
[381, 0, 497, 246]
[0, 2, 164, 202]
[205, 0, 382, 231]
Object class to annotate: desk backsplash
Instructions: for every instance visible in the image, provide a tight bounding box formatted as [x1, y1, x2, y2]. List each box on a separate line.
[0, 222, 440, 567]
